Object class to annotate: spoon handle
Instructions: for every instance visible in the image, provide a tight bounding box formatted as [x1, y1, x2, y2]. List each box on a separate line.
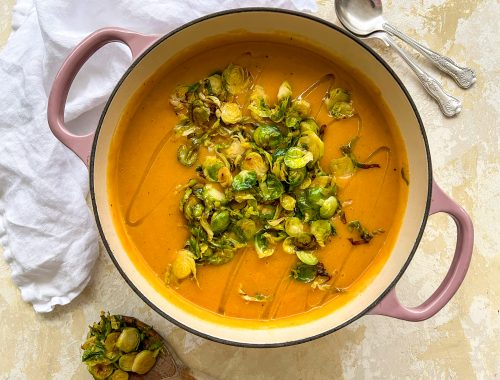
[381, 34, 461, 117]
[383, 23, 476, 89]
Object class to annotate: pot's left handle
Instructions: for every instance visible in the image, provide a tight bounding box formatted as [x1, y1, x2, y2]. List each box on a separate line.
[47, 28, 159, 166]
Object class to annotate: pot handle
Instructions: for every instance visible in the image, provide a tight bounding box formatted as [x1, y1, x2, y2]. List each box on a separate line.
[47, 28, 159, 166]
[368, 180, 473, 321]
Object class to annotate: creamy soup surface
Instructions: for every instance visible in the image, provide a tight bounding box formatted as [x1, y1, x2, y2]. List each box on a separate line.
[108, 35, 408, 327]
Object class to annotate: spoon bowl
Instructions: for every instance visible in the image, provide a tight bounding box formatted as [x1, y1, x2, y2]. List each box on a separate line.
[335, 0, 385, 36]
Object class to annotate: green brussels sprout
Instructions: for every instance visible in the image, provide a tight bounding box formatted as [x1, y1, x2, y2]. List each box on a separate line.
[297, 190, 315, 221]
[330, 102, 355, 119]
[327, 88, 351, 105]
[206, 249, 235, 265]
[248, 85, 271, 119]
[116, 327, 140, 353]
[277, 80, 292, 101]
[173, 117, 198, 137]
[177, 144, 198, 167]
[81, 336, 97, 350]
[234, 218, 257, 242]
[267, 216, 286, 228]
[291, 262, 330, 283]
[222, 64, 250, 95]
[259, 174, 284, 201]
[319, 196, 339, 219]
[259, 204, 276, 220]
[310, 175, 332, 188]
[242, 201, 260, 219]
[253, 124, 282, 149]
[187, 236, 201, 258]
[264, 230, 287, 244]
[326, 88, 355, 119]
[232, 170, 258, 191]
[307, 186, 331, 205]
[291, 99, 311, 117]
[202, 184, 228, 206]
[84, 355, 112, 367]
[169, 85, 189, 112]
[280, 194, 296, 211]
[311, 219, 332, 247]
[300, 118, 320, 134]
[191, 99, 211, 125]
[199, 216, 215, 241]
[171, 249, 196, 280]
[88, 362, 114, 380]
[272, 156, 287, 181]
[270, 96, 290, 123]
[217, 166, 233, 188]
[287, 167, 307, 187]
[282, 237, 296, 254]
[298, 130, 324, 162]
[131, 350, 157, 375]
[205, 74, 223, 96]
[285, 217, 304, 237]
[272, 147, 287, 160]
[330, 155, 356, 178]
[179, 185, 193, 212]
[297, 187, 334, 220]
[254, 232, 276, 258]
[110, 369, 129, 380]
[285, 110, 302, 129]
[210, 210, 231, 234]
[170, 83, 199, 111]
[234, 192, 256, 203]
[294, 232, 318, 250]
[224, 138, 247, 159]
[104, 332, 121, 361]
[220, 102, 242, 124]
[290, 262, 318, 283]
[299, 176, 312, 190]
[347, 220, 374, 243]
[202, 156, 225, 182]
[241, 152, 268, 178]
[296, 250, 319, 265]
[189, 224, 208, 243]
[183, 196, 204, 221]
[284, 147, 314, 169]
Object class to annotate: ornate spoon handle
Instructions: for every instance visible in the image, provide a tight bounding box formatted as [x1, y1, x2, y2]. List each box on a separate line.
[383, 23, 476, 89]
[377, 33, 462, 117]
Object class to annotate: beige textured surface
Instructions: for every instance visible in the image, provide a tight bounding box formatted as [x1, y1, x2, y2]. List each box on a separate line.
[0, 0, 14, 48]
[1, 1, 499, 379]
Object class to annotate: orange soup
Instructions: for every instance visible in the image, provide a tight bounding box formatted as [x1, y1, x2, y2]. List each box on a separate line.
[108, 35, 408, 325]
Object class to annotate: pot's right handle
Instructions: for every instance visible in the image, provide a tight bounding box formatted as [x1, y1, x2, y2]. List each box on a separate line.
[47, 28, 159, 167]
[368, 181, 473, 321]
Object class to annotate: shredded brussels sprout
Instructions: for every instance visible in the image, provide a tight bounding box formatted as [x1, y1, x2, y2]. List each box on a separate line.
[166, 63, 384, 290]
[239, 287, 272, 302]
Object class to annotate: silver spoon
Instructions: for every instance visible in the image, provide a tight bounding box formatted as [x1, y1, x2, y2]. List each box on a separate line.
[335, 0, 469, 117]
[335, 0, 476, 89]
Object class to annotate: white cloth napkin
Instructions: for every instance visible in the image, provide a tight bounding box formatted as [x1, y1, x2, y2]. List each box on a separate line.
[0, 0, 316, 313]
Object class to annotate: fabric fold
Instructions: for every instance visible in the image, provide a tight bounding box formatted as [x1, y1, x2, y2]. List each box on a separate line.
[0, 0, 316, 312]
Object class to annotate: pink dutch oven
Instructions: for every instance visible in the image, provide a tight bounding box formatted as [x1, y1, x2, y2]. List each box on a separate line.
[47, 9, 473, 347]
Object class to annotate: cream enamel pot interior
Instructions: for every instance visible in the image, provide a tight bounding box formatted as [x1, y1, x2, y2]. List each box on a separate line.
[47, 9, 474, 347]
